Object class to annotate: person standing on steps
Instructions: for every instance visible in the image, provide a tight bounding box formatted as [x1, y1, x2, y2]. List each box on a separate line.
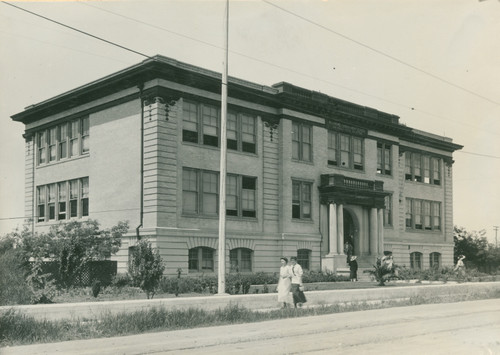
[349, 255, 358, 282]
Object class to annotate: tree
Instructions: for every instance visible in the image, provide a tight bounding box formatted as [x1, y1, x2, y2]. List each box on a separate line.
[129, 240, 165, 299]
[454, 226, 500, 273]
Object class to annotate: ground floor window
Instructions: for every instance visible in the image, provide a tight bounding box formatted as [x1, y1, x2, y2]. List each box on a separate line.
[429, 252, 441, 269]
[410, 252, 423, 270]
[230, 248, 252, 272]
[188, 247, 214, 272]
[297, 249, 311, 270]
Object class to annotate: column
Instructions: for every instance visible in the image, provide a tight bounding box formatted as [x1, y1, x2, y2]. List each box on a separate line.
[378, 208, 384, 254]
[328, 203, 337, 255]
[370, 207, 378, 255]
[337, 203, 344, 254]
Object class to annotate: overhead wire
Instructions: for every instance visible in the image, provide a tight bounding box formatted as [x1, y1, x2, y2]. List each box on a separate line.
[2, 1, 500, 155]
[262, 0, 500, 107]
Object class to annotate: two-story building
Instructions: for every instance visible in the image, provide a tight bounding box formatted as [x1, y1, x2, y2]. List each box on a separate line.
[11, 55, 462, 275]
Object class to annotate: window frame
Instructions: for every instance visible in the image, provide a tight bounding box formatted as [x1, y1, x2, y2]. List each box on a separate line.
[188, 247, 215, 272]
[327, 130, 364, 170]
[405, 152, 441, 185]
[297, 249, 311, 270]
[410, 252, 423, 270]
[229, 248, 253, 272]
[384, 195, 393, 227]
[292, 122, 312, 162]
[227, 111, 257, 154]
[429, 252, 441, 269]
[36, 177, 89, 223]
[377, 142, 392, 175]
[405, 198, 441, 231]
[292, 180, 312, 220]
[182, 100, 221, 147]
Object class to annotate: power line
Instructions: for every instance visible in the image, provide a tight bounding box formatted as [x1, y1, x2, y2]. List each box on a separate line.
[262, 0, 500, 107]
[3, 1, 499, 138]
[77, 1, 500, 138]
[457, 151, 500, 159]
[2, 1, 152, 59]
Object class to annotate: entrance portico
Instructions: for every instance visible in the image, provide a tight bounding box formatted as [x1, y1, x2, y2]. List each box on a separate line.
[319, 174, 389, 273]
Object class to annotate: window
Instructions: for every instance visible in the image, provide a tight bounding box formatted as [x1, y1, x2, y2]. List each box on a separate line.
[230, 248, 252, 272]
[377, 143, 391, 175]
[384, 195, 392, 226]
[182, 100, 219, 147]
[36, 177, 89, 223]
[38, 131, 46, 164]
[429, 252, 441, 269]
[410, 252, 422, 270]
[292, 180, 312, 219]
[292, 122, 312, 162]
[327, 130, 363, 170]
[227, 112, 256, 153]
[188, 247, 214, 272]
[297, 249, 310, 270]
[405, 152, 441, 185]
[36, 117, 89, 165]
[406, 198, 441, 231]
[58, 123, 68, 159]
[183, 169, 257, 218]
[183, 169, 218, 216]
[37, 186, 45, 222]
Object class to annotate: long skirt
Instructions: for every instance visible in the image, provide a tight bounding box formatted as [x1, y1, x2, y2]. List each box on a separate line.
[277, 277, 291, 302]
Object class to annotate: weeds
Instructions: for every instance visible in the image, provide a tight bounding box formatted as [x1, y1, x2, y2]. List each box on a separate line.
[2, 288, 499, 347]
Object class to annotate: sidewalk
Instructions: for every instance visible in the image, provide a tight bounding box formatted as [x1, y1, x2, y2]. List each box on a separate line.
[1, 281, 499, 321]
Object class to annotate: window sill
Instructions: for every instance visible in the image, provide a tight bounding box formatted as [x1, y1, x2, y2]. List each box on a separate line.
[292, 159, 314, 165]
[291, 218, 315, 224]
[36, 153, 89, 169]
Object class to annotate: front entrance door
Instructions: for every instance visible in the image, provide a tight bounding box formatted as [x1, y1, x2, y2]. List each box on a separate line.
[343, 210, 355, 256]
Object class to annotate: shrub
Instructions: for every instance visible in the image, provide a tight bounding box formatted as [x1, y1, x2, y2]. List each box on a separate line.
[0, 247, 31, 306]
[129, 240, 165, 299]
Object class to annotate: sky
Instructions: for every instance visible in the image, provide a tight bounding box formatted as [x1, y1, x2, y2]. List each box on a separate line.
[1, 0, 499, 244]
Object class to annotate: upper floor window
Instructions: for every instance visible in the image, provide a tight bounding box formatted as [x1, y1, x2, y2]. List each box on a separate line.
[230, 248, 253, 272]
[292, 122, 312, 162]
[292, 180, 312, 220]
[37, 117, 89, 165]
[182, 168, 257, 218]
[36, 177, 89, 223]
[328, 131, 363, 170]
[188, 247, 214, 272]
[297, 249, 311, 270]
[182, 101, 219, 147]
[405, 152, 441, 185]
[226, 175, 257, 218]
[384, 195, 392, 227]
[377, 142, 392, 175]
[227, 112, 256, 154]
[406, 198, 441, 231]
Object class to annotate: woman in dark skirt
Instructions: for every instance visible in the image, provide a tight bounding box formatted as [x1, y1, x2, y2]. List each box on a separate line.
[349, 256, 358, 282]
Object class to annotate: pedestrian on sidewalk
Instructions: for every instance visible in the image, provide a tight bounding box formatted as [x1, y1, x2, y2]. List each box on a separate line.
[454, 255, 466, 280]
[349, 255, 358, 282]
[290, 256, 306, 308]
[277, 257, 292, 308]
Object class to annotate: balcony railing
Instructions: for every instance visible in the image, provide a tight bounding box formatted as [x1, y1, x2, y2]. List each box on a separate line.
[320, 174, 384, 191]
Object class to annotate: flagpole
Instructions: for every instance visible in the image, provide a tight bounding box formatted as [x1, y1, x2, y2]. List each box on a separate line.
[217, 0, 229, 295]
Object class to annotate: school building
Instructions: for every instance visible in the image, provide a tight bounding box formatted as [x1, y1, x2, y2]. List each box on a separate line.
[11, 55, 463, 275]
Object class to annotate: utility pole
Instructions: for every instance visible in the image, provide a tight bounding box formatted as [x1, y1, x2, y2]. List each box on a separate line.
[217, 0, 229, 295]
[494, 226, 499, 248]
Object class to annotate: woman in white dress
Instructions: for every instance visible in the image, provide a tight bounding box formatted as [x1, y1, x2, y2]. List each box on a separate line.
[277, 257, 292, 308]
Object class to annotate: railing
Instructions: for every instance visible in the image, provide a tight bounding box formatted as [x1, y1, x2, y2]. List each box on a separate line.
[320, 174, 384, 191]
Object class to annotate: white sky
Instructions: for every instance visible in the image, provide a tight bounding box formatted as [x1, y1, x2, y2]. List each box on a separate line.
[1, 0, 499, 243]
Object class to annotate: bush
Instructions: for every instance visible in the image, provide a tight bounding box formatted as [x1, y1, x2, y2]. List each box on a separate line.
[129, 240, 165, 299]
[0, 248, 31, 306]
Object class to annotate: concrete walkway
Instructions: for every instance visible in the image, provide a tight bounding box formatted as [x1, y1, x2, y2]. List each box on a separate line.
[1, 281, 499, 321]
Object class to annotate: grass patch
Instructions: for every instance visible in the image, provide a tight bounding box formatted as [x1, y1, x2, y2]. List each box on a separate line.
[2, 288, 499, 347]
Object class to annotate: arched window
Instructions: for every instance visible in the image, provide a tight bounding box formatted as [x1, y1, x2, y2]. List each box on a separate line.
[188, 247, 214, 272]
[429, 252, 441, 269]
[410, 252, 423, 270]
[297, 249, 311, 270]
[229, 248, 253, 272]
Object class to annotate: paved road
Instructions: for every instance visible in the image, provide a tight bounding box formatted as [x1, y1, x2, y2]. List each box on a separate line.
[2, 299, 499, 355]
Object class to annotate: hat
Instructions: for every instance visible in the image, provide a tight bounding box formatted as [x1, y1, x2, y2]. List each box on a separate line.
[350, 256, 357, 261]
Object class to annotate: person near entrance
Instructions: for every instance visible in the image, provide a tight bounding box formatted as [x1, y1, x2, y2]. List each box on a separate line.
[290, 256, 306, 307]
[349, 256, 358, 282]
[344, 236, 353, 265]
